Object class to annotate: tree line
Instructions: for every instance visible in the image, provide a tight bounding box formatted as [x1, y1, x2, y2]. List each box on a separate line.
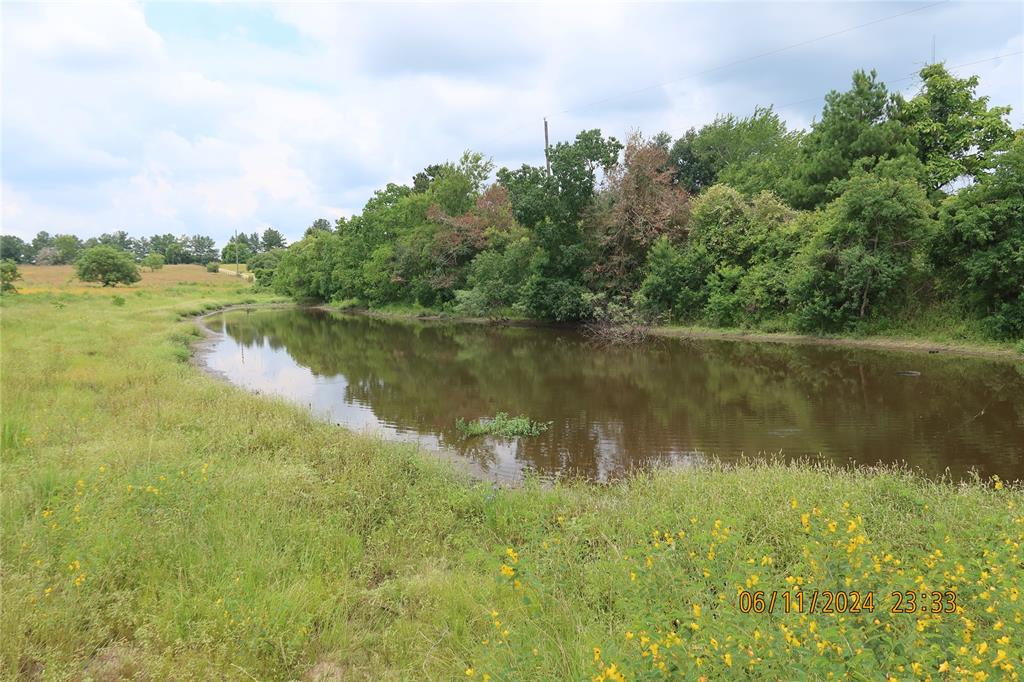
[0, 228, 288, 267]
[266, 65, 1021, 340]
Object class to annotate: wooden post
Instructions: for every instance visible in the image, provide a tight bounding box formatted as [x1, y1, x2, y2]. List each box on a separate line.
[544, 117, 551, 176]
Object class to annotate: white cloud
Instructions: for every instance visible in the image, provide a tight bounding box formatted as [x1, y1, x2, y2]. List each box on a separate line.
[2, 1, 1021, 246]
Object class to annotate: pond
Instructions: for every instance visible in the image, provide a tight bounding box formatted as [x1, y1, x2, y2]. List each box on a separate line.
[200, 307, 1024, 483]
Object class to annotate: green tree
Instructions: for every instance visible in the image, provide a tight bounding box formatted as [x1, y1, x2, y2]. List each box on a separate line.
[0, 235, 33, 263]
[74, 246, 141, 286]
[789, 158, 935, 331]
[304, 218, 333, 238]
[188, 235, 218, 263]
[412, 164, 446, 193]
[52, 234, 83, 264]
[31, 231, 53, 253]
[498, 130, 622, 320]
[97, 230, 133, 251]
[933, 132, 1024, 338]
[786, 70, 914, 209]
[637, 236, 692, 318]
[260, 228, 287, 251]
[454, 235, 533, 317]
[645, 185, 797, 325]
[670, 106, 800, 195]
[1, 259, 22, 293]
[249, 249, 285, 289]
[900, 63, 1014, 195]
[141, 253, 165, 271]
[221, 241, 254, 265]
[273, 231, 346, 301]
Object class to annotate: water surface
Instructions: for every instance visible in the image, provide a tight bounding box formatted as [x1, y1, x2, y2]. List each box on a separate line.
[201, 308, 1024, 482]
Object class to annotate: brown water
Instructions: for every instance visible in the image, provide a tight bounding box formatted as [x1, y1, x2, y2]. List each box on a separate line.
[201, 307, 1024, 483]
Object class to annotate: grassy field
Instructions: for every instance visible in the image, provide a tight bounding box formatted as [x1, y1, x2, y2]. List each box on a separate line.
[1, 266, 1021, 680]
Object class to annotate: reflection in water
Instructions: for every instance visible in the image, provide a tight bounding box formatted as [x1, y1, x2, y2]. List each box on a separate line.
[201, 308, 1024, 482]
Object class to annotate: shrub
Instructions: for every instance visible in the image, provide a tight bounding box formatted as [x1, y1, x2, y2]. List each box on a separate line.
[206, 262, 220, 273]
[141, 253, 165, 271]
[74, 246, 141, 287]
[1, 259, 22, 293]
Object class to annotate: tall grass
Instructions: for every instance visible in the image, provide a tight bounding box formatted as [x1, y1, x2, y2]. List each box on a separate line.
[1, 266, 1019, 680]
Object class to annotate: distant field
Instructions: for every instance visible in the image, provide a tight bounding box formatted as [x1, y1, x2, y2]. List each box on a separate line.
[15, 264, 230, 294]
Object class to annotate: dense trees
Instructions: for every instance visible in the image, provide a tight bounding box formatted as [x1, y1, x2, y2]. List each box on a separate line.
[933, 132, 1024, 338]
[267, 64, 1019, 340]
[0, 230, 222, 266]
[4, 63, 1014, 340]
[0, 236, 33, 263]
[0, 227, 292, 276]
[670, 106, 800, 196]
[788, 159, 935, 330]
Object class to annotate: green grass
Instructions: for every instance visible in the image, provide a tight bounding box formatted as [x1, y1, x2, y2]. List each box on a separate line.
[455, 413, 552, 438]
[1, 270, 1021, 680]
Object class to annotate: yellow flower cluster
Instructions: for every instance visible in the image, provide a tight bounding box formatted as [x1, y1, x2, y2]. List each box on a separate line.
[480, 492, 1022, 680]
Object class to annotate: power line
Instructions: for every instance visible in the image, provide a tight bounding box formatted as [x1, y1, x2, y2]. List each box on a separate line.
[556, 0, 950, 116]
[773, 50, 1024, 112]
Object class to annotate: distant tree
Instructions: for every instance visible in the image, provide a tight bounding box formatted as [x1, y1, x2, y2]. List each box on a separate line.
[97, 230, 133, 251]
[35, 246, 60, 265]
[272, 230, 345, 301]
[249, 249, 285, 288]
[454, 235, 533, 317]
[141, 253, 165, 271]
[74, 246, 141, 286]
[221, 241, 253, 265]
[31, 231, 53, 253]
[52, 234, 83, 264]
[247, 232, 262, 254]
[413, 163, 447, 192]
[0, 235, 33, 263]
[1, 259, 22, 293]
[148, 234, 178, 261]
[260, 228, 287, 251]
[131, 237, 151, 260]
[304, 218, 333, 238]
[188, 235, 218, 263]
[900, 63, 1014, 195]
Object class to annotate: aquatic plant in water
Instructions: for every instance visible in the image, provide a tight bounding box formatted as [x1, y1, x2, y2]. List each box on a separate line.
[455, 413, 552, 438]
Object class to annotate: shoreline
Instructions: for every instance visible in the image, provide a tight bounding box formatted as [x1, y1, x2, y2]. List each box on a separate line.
[650, 325, 1021, 361]
[305, 303, 1023, 361]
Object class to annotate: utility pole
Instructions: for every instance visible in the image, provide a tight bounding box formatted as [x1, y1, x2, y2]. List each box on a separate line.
[931, 35, 936, 64]
[544, 117, 551, 176]
[234, 229, 240, 277]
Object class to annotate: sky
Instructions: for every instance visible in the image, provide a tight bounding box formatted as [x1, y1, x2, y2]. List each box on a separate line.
[2, 1, 1022, 247]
